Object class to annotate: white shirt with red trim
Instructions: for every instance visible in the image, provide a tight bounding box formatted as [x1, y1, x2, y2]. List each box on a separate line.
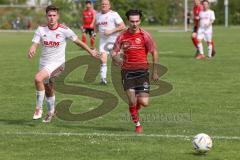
[96, 10, 123, 41]
[32, 23, 78, 66]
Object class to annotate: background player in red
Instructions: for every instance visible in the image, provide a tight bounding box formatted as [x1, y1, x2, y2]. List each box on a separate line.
[192, 0, 216, 58]
[81, 0, 96, 49]
[112, 9, 159, 134]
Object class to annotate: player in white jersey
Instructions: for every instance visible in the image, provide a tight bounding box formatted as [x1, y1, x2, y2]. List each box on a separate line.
[95, 0, 125, 84]
[28, 5, 98, 122]
[197, 0, 215, 59]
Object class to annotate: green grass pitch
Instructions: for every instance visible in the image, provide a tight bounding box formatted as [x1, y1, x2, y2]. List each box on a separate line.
[0, 26, 240, 160]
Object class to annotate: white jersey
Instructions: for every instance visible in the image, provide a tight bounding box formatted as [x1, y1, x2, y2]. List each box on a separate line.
[199, 9, 215, 30]
[96, 10, 123, 41]
[32, 24, 78, 66]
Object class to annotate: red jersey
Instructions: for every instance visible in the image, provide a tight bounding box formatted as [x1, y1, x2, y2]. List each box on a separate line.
[82, 9, 96, 29]
[193, 4, 203, 27]
[113, 28, 157, 70]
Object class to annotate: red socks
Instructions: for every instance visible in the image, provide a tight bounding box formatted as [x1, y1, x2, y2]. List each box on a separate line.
[82, 34, 86, 44]
[192, 37, 199, 49]
[129, 105, 139, 123]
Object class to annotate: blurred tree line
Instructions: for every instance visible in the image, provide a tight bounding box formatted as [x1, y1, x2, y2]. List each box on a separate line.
[0, 0, 239, 29]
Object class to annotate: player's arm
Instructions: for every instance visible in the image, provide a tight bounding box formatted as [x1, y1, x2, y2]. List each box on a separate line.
[90, 12, 96, 29]
[28, 42, 38, 59]
[73, 37, 98, 57]
[104, 22, 125, 36]
[111, 35, 123, 66]
[150, 49, 159, 81]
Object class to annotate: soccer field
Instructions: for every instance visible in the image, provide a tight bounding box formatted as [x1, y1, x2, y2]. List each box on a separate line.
[0, 26, 240, 160]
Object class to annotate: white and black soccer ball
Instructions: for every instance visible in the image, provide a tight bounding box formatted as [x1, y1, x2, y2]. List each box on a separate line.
[192, 133, 213, 153]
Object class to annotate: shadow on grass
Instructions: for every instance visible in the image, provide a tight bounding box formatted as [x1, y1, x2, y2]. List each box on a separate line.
[54, 122, 129, 132]
[0, 118, 40, 127]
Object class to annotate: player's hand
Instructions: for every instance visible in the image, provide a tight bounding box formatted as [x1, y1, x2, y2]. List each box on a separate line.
[152, 72, 159, 81]
[28, 47, 36, 59]
[92, 33, 97, 38]
[90, 23, 94, 28]
[104, 29, 114, 36]
[90, 49, 101, 58]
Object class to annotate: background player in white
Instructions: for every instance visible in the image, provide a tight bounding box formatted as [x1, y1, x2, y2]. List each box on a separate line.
[95, 0, 125, 84]
[197, 0, 215, 59]
[28, 5, 98, 122]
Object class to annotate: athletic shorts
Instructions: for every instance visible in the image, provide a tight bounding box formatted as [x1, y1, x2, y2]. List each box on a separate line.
[121, 69, 150, 93]
[193, 26, 198, 33]
[197, 27, 213, 42]
[99, 36, 117, 54]
[39, 63, 65, 83]
[83, 28, 94, 37]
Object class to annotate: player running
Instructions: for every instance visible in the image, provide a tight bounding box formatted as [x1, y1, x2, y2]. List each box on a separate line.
[28, 5, 98, 123]
[111, 9, 159, 134]
[197, 0, 216, 59]
[81, 0, 96, 49]
[192, 0, 216, 59]
[95, 0, 125, 84]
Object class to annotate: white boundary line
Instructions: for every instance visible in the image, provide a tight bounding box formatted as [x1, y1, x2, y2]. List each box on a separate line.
[2, 132, 240, 140]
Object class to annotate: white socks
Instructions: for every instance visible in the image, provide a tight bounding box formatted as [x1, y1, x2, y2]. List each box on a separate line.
[197, 42, 204, 55]
[36, 90, 45, 109]
[46, 96, 55, 113]
[208, 43, 213, 58]
[36, 90, 55, 113]
[100, 64, 107, 80]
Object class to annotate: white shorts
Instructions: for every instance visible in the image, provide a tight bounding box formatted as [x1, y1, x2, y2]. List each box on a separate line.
[39, 63, 65, 81]
[197, 27, 213, 42]
[99, 37, 117, 54]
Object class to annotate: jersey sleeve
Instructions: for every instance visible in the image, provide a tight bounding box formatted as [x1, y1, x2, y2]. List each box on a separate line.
[64, 28, 78, 41]
[143, 31, 157, 53]
[32, 27, 41, 44]
[211, 11, 215, 21]
[113, 34, 123, 54]
[114, 12, 123, 25]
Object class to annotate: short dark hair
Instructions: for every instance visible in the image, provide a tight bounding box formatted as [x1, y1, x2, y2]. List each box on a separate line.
[125, 9, 142, 20]
[202, 0, 209, 4]
[46, 5, 59, 14]
[86, 0, 92, 4]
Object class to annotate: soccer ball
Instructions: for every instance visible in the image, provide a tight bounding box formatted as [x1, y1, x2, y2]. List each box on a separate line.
[192, 133, 213, 153]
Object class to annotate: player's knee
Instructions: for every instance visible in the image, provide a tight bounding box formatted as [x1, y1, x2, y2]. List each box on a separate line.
[34, 75, 44, 84]
[138, 99, 149, 107]
[192, 33, 197, 38]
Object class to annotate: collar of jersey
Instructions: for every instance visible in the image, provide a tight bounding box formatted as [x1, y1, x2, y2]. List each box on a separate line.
[48, 23, 60, 30]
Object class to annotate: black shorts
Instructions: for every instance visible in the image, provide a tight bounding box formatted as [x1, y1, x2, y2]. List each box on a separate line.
[121, 69, 150, 93]
[193, 26, 198, 33]
[83, 28, 94, 36]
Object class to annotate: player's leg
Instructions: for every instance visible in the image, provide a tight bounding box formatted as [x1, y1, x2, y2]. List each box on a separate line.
[42, 80, 55, 123]
[126, 89, 143, 133]
[196, 28, 205, 59]
[192, 26, 199, 54]
[211, 41, 216, 57]
[204, 28, 213, 58]
[42, 64, 64, 122]
[99, 39, 109, 84]
[33, 68, 49, 120]
[81, 28, 87, 44]
[89, 29, 95, 49]
[100, 52, 108, 84]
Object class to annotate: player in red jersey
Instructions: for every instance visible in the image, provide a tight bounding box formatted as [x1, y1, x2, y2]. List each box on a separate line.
[81, 0, 96, 49]
[112, 9, 159, 134]
[192, 0, 216, 58]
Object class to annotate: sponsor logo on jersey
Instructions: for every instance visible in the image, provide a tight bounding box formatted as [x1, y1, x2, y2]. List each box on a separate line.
[43, 41, 60, 47]
[97, 21, 108, 25]
[56, 34, 61, 39]
[135, 38, 142, 44]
